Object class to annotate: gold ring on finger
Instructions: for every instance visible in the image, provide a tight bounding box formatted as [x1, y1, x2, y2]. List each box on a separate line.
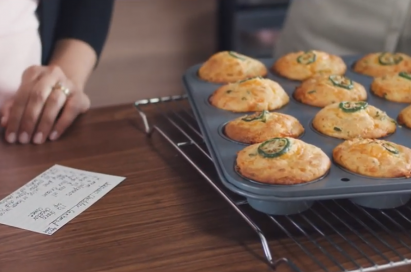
[52, 81, 71, 97]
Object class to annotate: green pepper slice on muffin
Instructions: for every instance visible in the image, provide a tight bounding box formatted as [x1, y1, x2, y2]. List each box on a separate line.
[329, 75, 354, 90]
[339, 101, 368, 113]
[241, 110, 268, 123]
[382, 143, 399, 154]
[399, 71, 411, 80]
[258, 138, 290, 158]
[228, 51, 245, 61]
[378, 52, 403, 66]
[297, 51, 316, 65]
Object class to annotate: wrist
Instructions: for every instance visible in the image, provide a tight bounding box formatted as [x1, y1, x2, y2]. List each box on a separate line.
[48, 39, 97, 94]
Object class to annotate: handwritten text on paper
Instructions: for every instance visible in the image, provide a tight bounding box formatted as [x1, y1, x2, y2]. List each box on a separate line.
[0, 165, 125, 235]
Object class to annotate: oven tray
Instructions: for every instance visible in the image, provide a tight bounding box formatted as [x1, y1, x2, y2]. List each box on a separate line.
[183, 55, 411, 214]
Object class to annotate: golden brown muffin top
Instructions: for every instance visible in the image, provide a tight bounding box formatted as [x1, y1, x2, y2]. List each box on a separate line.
[198, 51, 267, 83]
[272, 50, 346, 81]
[371, 71, 411, 103]
[224, 111, 304, 144]
[236, 137, 331, 184]
[353, 52, 411, 77]
[312, 101, 397, 139]
[294, 74, 367, 107]
[209, 77, 289, 112]
[398, 104, 411, 129]
[333, 138, 411, 178]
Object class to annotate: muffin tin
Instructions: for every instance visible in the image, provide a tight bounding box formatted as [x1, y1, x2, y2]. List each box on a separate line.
[183, 55, 411, 215]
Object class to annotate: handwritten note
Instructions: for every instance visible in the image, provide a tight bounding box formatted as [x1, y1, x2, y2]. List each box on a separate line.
[0, 165, 125, 235]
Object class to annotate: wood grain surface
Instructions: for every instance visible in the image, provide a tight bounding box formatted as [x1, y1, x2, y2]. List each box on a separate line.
[0, 103, 410, 272]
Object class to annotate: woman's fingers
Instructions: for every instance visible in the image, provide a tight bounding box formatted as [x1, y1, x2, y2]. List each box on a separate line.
[3, 65, 89, 144]
[18, 66, 66, 144]
[33, 87, 69, 144]
[5, 66, 44, 143]
[49, 92, 90, 141]
[1, 100, 14, 127]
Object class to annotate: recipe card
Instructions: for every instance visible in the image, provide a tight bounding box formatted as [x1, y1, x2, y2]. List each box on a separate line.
[0, 165, 126, 235]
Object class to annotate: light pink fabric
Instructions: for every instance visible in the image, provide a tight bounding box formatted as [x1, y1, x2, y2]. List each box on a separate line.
[0, 0, 41, 110]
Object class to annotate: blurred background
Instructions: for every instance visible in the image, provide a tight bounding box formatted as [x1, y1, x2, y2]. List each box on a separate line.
[86, 0, 290, 108]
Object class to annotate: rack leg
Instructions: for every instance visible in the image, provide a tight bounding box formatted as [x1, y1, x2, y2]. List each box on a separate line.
[151, 125, 301, 271]
[134, 98, 301, 272]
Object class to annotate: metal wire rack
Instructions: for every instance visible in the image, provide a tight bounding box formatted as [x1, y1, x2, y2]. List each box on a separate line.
[134, 94, 411, 272]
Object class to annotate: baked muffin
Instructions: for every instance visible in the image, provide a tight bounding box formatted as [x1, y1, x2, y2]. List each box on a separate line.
[198, 51, 267, 83]
[353, 52, 411, 77]
[371, 71, 411, 103]
[398, 104, 411, 129]
[333, 138, 411, 178]
[272, 50, 346, 81]
[312, 101, 396, 139]
[294, 74, 367, 107]
[224, 110, 304, 144]
[209, 77, 289, 112]
[236, 137, 331, 184]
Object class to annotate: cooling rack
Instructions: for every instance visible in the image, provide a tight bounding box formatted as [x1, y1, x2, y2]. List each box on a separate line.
[134, 94, 411, 272]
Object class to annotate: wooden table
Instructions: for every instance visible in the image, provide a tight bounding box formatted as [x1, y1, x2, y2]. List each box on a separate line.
[0, 104, 409, 272]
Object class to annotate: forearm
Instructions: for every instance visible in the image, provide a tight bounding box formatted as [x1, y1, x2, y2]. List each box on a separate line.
[48, 39, 97, 91]
[45, 0, 114, 89]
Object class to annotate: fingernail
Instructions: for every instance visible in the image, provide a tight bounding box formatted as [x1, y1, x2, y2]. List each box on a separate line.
[19, 132, 29, 144]
[49, 131, 58, 141]
[6, 132, 16, 143]
[33, 132, 43, 144]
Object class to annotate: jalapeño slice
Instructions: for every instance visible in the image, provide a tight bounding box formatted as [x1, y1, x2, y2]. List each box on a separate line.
[382, 143, 399, 154]
[241, 110, 268, 122]
[258, 138, 290, 158]
[399, 71, 411, 80]
[297, 51, 316, 65]
[228, 51, 245, 60]
[378, 52, 403, 66]
[339, 101, 368, 113]
[329, 75, 354, 90]
[239, 76, 262, 83]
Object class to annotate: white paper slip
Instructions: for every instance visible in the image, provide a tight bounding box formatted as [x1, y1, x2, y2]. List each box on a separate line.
[0, 164, 126, 235]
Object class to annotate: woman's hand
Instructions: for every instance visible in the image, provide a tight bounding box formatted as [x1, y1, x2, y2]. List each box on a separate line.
[1, 65, 90, 145]
[1, 38, 98, 145]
